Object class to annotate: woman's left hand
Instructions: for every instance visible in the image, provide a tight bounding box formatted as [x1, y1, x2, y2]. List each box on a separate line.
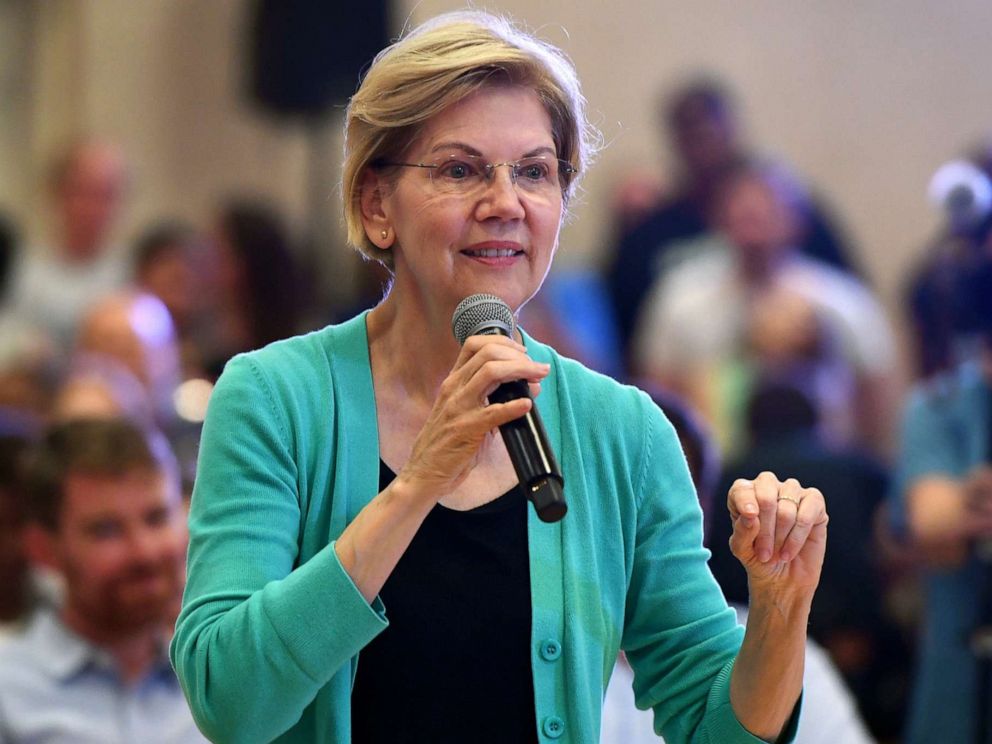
[727, 471, 828, 599]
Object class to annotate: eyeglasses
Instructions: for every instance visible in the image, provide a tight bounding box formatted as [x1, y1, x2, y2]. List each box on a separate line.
[378, 152, 577, 201]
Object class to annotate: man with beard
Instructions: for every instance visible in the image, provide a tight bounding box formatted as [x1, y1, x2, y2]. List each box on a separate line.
[0, 418, 203, 743]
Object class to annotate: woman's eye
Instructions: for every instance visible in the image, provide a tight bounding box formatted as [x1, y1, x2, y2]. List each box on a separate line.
[518, 162, 550, 181]
[438, 161, 476, 180]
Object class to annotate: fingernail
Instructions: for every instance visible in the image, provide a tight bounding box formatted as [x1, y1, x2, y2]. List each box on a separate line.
[780, 549, 792, 562]
[743, 504, 758, 515]
[759, 548, 771, 562]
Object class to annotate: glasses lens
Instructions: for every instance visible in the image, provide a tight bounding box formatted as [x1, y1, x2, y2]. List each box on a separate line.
[425, 153, 566, 201]
[429, 154, 485, 193]
[512, 157, 558, 193]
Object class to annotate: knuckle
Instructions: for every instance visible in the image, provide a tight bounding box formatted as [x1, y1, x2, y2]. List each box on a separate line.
[439, 376, 458, 397]
[730, 478, 754, 495]
[473, 343, 499, 362]
[479, 359, 507, 383]
[756, 490, 778, 507]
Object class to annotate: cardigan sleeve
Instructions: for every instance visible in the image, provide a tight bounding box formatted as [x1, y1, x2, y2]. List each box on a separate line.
[621, 393, 796, 743]
[170, 354, 388, 744]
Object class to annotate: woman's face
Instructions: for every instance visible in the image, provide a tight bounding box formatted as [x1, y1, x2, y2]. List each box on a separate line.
[375, 85, 565, 317]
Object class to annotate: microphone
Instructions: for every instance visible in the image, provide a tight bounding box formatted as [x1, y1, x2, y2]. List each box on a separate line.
[451, 293, 567, 523]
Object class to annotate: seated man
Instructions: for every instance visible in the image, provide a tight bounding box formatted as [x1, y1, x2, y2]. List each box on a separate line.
[0, 418, 203, 742]
[4, 139, 131, 352]
[632, 163, 898, 457]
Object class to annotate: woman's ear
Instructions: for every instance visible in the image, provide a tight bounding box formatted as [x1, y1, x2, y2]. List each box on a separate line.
[360, 169, 394, 249]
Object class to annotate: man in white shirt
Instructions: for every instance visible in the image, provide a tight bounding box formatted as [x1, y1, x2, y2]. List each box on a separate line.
[632, 164, 898, 456]
[4, 139, 130, 351]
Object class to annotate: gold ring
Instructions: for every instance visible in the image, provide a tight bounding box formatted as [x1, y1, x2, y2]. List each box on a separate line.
[777, 494, 802, 507]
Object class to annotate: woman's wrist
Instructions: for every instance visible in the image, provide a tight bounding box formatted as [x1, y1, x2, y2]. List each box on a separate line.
[387, 471, 445, 515]
[746, 581, 814, 624]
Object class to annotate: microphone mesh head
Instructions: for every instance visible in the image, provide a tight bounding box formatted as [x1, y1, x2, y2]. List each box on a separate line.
[451, 294, 516, 345]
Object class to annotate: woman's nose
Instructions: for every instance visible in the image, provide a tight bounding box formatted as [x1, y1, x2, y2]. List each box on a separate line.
[476, 166, 525, 220]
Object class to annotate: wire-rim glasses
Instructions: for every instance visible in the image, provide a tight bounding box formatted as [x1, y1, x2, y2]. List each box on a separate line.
[378, 152, 577, 200]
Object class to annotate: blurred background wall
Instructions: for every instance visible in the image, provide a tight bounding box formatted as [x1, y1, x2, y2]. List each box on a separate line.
[1, 0, 990, 313]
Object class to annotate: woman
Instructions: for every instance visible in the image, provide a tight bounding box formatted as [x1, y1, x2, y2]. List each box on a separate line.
[202, 199, 305, 379]
[171, 11, 827, 743]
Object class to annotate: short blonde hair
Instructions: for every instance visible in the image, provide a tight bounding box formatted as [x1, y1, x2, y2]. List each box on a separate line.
[342, 10, 598, 269]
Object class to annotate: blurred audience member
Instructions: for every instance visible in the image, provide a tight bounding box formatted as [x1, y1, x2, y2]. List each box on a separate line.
[601, 389, 874, 744]
[52, 354, 152, 425]
[69, 293, 203, 492]
[890, 256, 992, 744]
[0, 342, 55, 432]
[0, 212, 18, 298]
[203, 199, 305, 379]
[632, 164, 897, 456]
[0, 432, 35, 635]
[708, 379, 909, 741]
[75, 291, 181, 429]
[905, 153, 992, 378]
[513, 169, 663, 379]
[133, 221, 212, 379]
[609, 167, 667, 236]
[0, 213, 57, 429]
[0, 418, 204, 742]
[606, 78, 857, 369]
[517, 268, 624, 378]
[3, 139, 130, 351]
[329, 253, 393, 322]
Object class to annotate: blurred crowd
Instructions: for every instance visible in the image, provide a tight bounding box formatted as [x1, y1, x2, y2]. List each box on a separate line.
[2, 76, 992, 743]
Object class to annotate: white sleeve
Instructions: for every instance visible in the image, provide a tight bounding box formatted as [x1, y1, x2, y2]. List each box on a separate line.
[796, 639, 876, 744]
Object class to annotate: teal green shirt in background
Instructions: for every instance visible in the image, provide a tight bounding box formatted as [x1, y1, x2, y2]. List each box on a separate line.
[171, 313, 790, 743]
[892, 362, 992, 744]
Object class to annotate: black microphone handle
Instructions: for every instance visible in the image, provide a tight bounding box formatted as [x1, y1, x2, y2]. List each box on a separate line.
[488, 379, 567, 523]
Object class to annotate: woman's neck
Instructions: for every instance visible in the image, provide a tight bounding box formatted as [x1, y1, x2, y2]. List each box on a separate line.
[366, 293, 464, 405]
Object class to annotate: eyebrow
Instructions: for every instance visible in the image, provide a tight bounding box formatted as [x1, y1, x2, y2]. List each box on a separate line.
[427, 142, 557, 159]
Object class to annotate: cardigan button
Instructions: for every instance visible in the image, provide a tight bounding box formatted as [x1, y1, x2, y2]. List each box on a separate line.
[540, 639, 562, 661]
[542, 715, 565, 739]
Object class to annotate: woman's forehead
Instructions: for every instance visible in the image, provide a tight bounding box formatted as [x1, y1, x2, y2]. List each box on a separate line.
[413, 86, 554, 157]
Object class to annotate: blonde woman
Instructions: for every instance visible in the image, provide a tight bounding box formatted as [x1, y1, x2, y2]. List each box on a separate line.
[172, 11, 827, 743]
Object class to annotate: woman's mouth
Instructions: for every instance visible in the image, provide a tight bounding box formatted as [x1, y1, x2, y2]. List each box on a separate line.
[461, 247, 524, 258]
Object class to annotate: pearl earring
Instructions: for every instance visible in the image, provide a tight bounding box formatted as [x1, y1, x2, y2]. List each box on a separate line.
[380, 229, 389, 240]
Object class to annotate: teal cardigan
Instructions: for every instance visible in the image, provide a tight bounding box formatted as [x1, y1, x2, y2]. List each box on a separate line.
[171, 313, 779, 743]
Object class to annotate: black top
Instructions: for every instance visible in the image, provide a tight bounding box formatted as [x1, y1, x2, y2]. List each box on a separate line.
[350, 462, 537, 744]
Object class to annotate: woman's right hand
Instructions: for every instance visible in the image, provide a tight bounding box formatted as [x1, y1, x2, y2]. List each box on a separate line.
[398, 334, 550, 500]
